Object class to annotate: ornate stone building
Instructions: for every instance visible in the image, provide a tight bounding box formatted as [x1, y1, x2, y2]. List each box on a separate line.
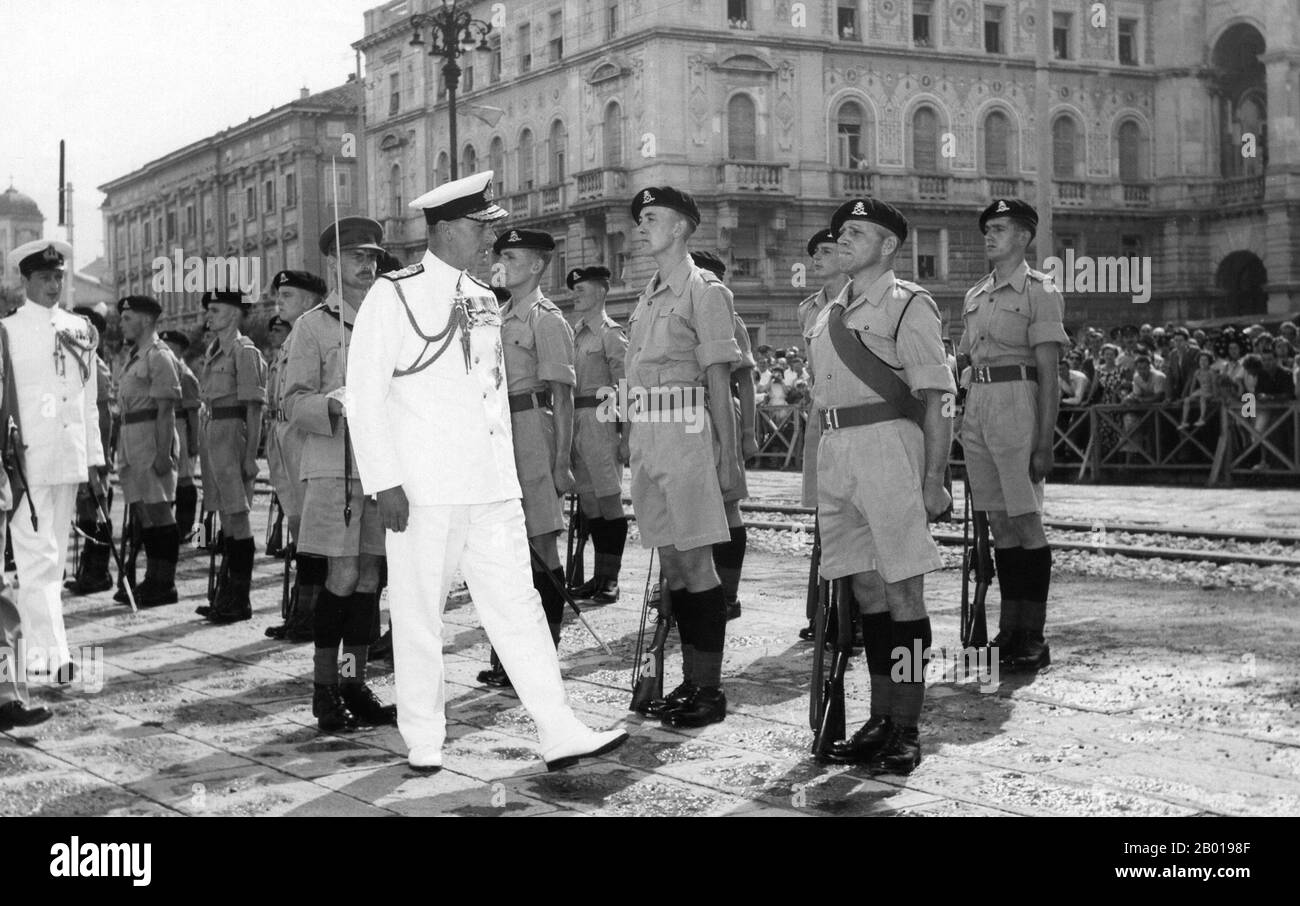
[99, 84, 362, 331]
[356, 0, 1293, 348]
[0, 183, 47, 291]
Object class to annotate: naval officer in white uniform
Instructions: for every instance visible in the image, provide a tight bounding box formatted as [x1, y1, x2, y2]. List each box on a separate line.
[347, 171, 628, 772]
[1, 239, 106, 682]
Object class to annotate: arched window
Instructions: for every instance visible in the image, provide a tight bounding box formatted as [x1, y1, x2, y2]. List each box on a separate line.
[549, 119, 567, 184]
[603, 102, 624, 169]
[461, 144, 478, 178]
[983, 110, 1011, 175]
[835, 101, 868, 169]
[1117, 120, 1144, 181]
[389, 164, 402, 216]
[435, 151, 450, 186]
[912, 106, 938, 171]
[728, 94, 757, 160]
[1236, 93, 1266, 175]
[519, 128, 535, 190]
[1052, 116, 1079, 178]
[489, 137, 505, 196]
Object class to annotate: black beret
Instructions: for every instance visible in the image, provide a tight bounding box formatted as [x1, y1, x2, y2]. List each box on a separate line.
[117, 295, 162, 318]
[73, 306, 108, 335]
[979, 198, 1038, 238]
[159, 330, 190, 351]
[630, 186, 700, 227]
[830, 198, 908, 244]
[201, 290, 249, 310]
[270, 269, 326, 296]
[318, 216, 384, 257]
[690, 251, 726, 279]
[566, 266, 612, 290]
[267, 316, 292, 332]
[493, 229, 556, 255]
[806, 228, 838, 257]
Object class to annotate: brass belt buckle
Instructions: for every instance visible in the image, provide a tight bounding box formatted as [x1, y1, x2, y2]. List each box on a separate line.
[824, 407, 840, 431]
[976, 365, 991, 383]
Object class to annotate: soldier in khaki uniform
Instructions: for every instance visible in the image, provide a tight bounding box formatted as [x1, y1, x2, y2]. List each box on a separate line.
[797, 228, 850, 640]
[114, 295, 182, 606]
[810, 199, 954, 775]
[475, 228, 575, 689]
[564, 265, 629, 605]
[161, 330, 201, 546]
[958, 199, 1068, 673]
[690, 251, 757, 622]
[263, 270, 327, 643]
[624, 186, 742, 728]
[65, 304, 116, 596]
[282, 218, 395, 731]
[195, 289, 266, 623]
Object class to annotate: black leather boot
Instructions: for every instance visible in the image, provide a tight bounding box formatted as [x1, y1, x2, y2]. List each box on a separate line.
[645, 681, 697, 717]
[821, 715, 893, 765]
[665, 686, 726, 728]
[209, 539, 254, 623]
[867, 725, 922, 775]
[477, 649, 511, 688]
[369, 627, 393, 660]
[1009, 600, 1051, 672]
[312, 684, 359, 733]
[341, 683, 397, 726]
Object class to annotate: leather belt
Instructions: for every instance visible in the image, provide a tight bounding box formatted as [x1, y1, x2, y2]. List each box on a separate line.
[820, 402, 904, 432]
[630, 388, 705, 414]
[209, 405, 247, 420]
[508, 390, 552, 413]
[971, 364, 1038, 384]
[268, 408, 288, 422]
[574, 395, 601, 409]
[122, 408, 158, 425]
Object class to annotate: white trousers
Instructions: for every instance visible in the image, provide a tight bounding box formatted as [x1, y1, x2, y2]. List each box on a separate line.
[385, 499, 589, 754]
[10, 482, 78, 671]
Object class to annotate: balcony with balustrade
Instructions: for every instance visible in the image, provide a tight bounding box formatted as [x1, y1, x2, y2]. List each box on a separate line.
[716, 161, 789, 196]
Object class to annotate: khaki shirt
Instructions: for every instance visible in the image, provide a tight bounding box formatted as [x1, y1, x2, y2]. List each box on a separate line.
[958, 260, 1069, 366]
[500, 287, 575, 394]
[267, 341, 291, 416]
[176, 359, 201, 454]
[626, 254, 741, 389]
[808, 270, 956, 411]
[282, 293, 360, 480]
[116, 337, 180, 468]
[572, 312, 627, 396]
[197, 333, 266, 408]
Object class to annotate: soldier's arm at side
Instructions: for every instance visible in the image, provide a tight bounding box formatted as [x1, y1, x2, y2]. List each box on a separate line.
[1028, 282, 1068, 481]
[537, 311, 576, 493]
[281, 320, 334, 437]
[694, 284, 743, 490]
[150, 349, 182, 476]
[346, 282, 406, 498]
[897, 295, 958, 519]
[235, 345, 265, 476]
[83, 336, 106, 475]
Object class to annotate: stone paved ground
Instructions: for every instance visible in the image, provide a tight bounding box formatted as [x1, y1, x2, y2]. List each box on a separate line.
[2, 473, 1298, 816]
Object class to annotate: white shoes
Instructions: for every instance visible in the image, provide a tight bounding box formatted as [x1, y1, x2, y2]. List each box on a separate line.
[408, 745, 443, 774]
[542, 726, 629, 773]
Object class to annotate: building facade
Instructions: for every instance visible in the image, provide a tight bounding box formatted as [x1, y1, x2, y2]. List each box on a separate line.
[0, 184, 47, 291]
[355, 0, 1293, 349]
[99, 84, 363, 331]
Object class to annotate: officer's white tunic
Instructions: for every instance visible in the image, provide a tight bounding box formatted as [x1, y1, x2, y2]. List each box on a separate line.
[5, 300, 105, 671]
[348, 249, 590, 757]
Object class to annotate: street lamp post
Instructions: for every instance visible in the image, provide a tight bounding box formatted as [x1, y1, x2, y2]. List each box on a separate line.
[410, 0, 493, 182]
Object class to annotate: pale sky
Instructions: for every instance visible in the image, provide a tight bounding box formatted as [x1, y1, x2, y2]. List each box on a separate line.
[0, 0, 379, 269]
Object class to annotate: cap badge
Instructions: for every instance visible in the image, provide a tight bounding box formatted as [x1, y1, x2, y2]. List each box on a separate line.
[508, 230, 520, 242]
[851, 201, 867, 216]
[641, 190, 655, 204]
[995, 200, 1010, 213]
[42, 245, 61, 262]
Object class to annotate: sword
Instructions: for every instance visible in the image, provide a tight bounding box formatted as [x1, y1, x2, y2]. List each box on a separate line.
[85, 480, 136, 614]
[5, 417, 38, 531]
[330, 154, 353, 527]
[527, 542, 612, 656]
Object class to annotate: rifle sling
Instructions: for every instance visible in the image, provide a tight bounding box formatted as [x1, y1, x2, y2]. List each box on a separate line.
[826, 293, 926, 427]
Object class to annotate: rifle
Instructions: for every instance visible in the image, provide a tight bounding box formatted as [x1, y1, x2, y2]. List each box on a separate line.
[629, 550, 671, 713]
[810, 578, 850, 759]
[265, 492, 284, 558]
[85, 480, 137, 614]
[564, 495, 589, 590]
[526, 542, 612, 655]
[204, 509, 221, 603]
[3, 417, 38, 531]
[281, 541, 295, 622]
[805, 516, 821, 623]
[960, 481, 991, 648]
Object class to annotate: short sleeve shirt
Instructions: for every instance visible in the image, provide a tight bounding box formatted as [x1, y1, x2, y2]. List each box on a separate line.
[958, 260, 1069, 365]
[625, 255, 741, 388]
[199, 334, 267, 407]
[117, 338, 182, 413]
[500, 287, 575, 394]
[573, 313, 627, 395]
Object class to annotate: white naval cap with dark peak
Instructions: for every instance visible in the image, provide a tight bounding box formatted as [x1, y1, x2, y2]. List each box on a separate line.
[409, 171, 510, 225]
[7, 238, 73, 277]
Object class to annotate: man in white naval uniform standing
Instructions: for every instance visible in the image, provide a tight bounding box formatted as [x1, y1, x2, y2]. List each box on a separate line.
[348, 171, 628, 773]
[1, 239, 106, 682]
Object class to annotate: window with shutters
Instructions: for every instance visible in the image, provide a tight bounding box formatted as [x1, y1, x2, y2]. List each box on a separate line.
[284, 173, 297, 208]
[549, 119, 566, 184]
[1118, 120, 1143, 181]
[727, 94, 757, 160]
[607, 4, 619, 39]
[245, 187, 256, 220]
[912, 106, 938, 171]
[983, 111, 1010, 174]
[1053, 12, 1072, 60]
[548, 10, 563, 63]
[519, 129, 535, 190]
[913, 0, 932, 47]
[389, 72, 400, 114]
[836, 101, 868, 169]
[984, 5, 1003, 53]
[489, 34, 502, 83]
[604, 103, 624, 168]
[185, 204, 196, 236]
[264, 179, 275, 212]
[519, 23, 532, 73]
[1118, 18, 1138, 65]
[490, 138, 505, 196]
[1052, 116, 1078, 178]
[390, 164, 403, 216]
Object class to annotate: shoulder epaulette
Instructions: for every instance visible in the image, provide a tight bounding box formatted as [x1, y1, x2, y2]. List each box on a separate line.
[602, 314, 622, 330]
[381, 263, 425, 281]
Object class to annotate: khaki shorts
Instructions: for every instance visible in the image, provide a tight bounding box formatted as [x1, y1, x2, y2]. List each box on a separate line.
[816, 419, 942, 584]
[199, 417, 254, 515]
[512, 409, 564, 538]
[267, 421, 307, 520]
[117, 420, 178, 505]
[629, 408, 730, 551]
[572, 407, 623, 499]
[722, 397, 749, 505]
[801, 411, 821, 509]
[961, 381, 1045, 518]
[298, 477, 386, 558]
